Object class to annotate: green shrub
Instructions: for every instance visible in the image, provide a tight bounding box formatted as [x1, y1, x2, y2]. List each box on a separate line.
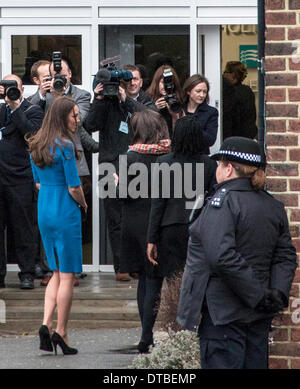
[130, 329, 201, 369]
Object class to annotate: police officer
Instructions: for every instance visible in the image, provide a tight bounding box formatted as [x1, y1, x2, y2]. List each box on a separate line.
[176, 136, 297, 369]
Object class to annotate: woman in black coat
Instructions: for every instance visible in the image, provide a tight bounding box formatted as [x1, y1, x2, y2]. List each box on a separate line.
[147, 115, 217, 279]
[116, 109, 171, 353]
[182, 74, 219, 154]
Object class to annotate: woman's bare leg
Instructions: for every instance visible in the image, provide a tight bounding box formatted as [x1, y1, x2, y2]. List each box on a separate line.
[55, 272, 75, 345]
[42, 270, 60, 333]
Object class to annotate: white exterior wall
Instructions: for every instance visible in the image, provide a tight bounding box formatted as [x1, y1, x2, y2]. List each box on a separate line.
[0, 0, 257, 271]
[0, 0, 258, 99]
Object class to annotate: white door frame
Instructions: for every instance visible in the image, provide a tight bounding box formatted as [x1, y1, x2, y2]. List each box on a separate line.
[2, 25, 92, 96]
[198, 25, 222, 155]
[2, 25, 99, 272]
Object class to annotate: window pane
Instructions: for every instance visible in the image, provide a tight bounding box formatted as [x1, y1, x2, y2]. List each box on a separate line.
[135, 34, 189, 89]
[99, 25, 189, 90]
[11, 35, 82, 85]
[221, 25, 258, 141]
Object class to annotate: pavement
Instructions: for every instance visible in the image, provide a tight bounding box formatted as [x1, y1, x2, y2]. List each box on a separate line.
[0, 272, 153, 372]
[0, 327, 141, 369]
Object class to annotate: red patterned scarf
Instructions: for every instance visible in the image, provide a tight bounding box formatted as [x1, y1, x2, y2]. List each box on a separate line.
[128, 139, 171, 155]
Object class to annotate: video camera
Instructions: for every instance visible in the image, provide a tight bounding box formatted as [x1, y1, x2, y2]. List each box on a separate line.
[93, 56, 133, 97]
[0, 80, 21, 101]
[49, 51, 67, 92]
[163, 68, 182, 113]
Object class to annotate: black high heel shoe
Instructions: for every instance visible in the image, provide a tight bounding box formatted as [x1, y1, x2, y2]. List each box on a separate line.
[51, 332, 78, 355]
[137, 341, 153, 354]
[39, 325, 53, 352]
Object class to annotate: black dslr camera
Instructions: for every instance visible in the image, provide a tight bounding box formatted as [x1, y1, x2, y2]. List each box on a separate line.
[0, 80, 21, 101]
[51, 51, 67, 92]
[163, 68, 182, 113]
[93, 55, 133, 97]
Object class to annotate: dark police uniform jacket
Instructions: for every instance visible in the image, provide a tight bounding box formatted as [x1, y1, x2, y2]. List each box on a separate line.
[176, 177, 297, 331]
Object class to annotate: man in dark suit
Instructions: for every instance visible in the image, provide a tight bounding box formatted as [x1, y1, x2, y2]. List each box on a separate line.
[0, 74, 44, 289]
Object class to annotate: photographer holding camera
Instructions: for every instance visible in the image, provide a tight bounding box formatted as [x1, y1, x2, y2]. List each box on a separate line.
[146, 65, 184, 138]
[0, 74, 44, 289]
[84, 62, 155, 281]
[28, 60, 52, 110]
[29, 55, 98, 159]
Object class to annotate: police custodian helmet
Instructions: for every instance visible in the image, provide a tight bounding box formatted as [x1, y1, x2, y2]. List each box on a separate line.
[210, 136, 264, 167]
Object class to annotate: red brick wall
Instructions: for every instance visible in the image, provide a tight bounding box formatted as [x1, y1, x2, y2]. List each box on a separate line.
[265, 0, 300, 369]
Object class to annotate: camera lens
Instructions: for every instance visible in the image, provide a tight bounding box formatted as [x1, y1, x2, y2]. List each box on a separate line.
[169, 101, 182, 113]
[164, 95, 182, 113]
[53, 79, 64, 92]
[53, 75, 67, 92]
[105, 84, 119, 96]
[6, 87, 21, 101]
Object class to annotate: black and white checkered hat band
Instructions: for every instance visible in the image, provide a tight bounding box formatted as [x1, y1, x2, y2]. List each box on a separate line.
[219, 150, 261, 163]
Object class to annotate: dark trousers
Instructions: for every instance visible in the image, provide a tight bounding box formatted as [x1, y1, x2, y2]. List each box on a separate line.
[100, 159, 122, 273]
[198, 308, 272, 369]
[0, 182, 35, 280]
[137, 272, 163, 344]
[103, 196, 122, 272]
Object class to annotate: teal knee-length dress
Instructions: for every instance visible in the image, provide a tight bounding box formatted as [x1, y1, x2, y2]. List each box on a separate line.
[30, 139, 82, 273]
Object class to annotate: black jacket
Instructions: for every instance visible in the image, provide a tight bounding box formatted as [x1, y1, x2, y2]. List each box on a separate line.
[118, 151, 164, 275]
[233, 83, 257, 139]
[184, 101, 219, 154]
[176, 177, 297, 330]
[84, 90, 155, 163]
[147, 152, 217, 243]
[0, 99, 44, 185]
[222, 77, 240, 140]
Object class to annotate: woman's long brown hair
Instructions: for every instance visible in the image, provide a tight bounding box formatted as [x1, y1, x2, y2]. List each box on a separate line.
[146, 65, 184, 103]
[131, 109, 170, 144]
[27, 96, 79, 168]
[182, 74, 210, 105]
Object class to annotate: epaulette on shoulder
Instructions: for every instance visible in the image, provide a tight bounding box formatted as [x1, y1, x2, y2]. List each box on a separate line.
[209, 187, 228, 208]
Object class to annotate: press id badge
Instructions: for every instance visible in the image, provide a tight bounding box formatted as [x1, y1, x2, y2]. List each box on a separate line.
[0, 127, 4, 141]
[118, 121, 129, 134]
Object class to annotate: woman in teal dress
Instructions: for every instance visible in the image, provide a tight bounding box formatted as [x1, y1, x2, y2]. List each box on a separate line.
[28, 96, 87, 355]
